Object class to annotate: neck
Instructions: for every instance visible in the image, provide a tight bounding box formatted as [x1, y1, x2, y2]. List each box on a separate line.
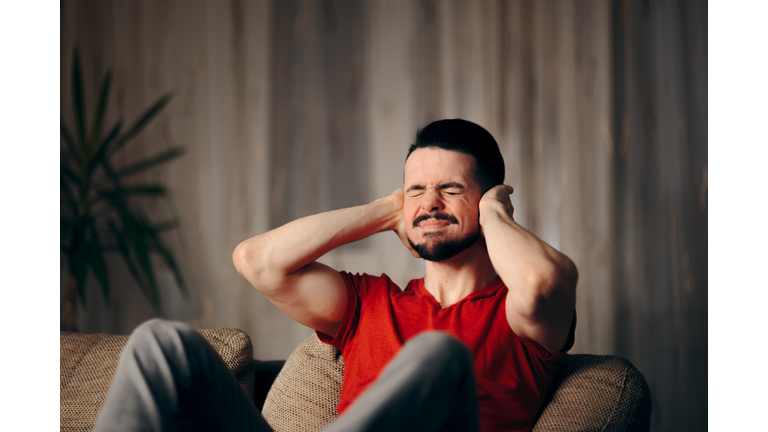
[423, 237, 497, 305]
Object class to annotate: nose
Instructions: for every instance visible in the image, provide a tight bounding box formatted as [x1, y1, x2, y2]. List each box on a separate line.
[420, 189, 445, 212]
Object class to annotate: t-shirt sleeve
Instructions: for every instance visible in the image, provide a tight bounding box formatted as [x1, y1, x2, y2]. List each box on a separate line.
[519, 310, 577, 363]
[315, 271, 361, 352]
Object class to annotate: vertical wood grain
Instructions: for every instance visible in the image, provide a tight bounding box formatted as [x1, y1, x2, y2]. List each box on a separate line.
[61, 2, 705, 429]
[612, 1, 707, 430]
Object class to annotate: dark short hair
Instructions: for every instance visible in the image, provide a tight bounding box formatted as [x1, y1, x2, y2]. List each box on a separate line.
[406, 119, 504, 192]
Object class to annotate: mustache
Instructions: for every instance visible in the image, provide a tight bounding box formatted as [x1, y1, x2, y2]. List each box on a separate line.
[413, 212, 459, 228]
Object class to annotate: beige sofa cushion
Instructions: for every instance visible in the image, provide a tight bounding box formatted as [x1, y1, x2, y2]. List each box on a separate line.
[60, 328, 255, 432]
[532, 355, 651, 432]
[262, 333, 344, 432]
[263, 334, 651, 432]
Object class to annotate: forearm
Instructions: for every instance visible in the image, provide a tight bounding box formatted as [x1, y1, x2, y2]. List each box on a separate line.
[480, 200, 577, 318]
[234, 194, 400, 290]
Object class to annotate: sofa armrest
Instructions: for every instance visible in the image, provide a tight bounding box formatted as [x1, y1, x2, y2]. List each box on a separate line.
[533, 354, 652, 432]
[60, 328, 256, 432]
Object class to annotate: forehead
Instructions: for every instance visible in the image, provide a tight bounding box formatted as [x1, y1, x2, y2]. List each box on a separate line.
[403, 148, 477, 185]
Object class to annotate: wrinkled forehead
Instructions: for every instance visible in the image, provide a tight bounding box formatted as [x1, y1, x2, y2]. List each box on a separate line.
[403, 147, 478, 186]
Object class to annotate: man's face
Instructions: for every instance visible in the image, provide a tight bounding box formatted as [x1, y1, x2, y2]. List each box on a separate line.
[403, 148, 484, 262]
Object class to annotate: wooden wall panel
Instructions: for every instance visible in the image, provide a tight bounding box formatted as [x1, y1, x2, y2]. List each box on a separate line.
[61, 1, 705, 429]
[612, 1, 707, 430]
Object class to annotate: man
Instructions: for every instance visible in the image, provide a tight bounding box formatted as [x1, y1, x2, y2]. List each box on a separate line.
[93, 119, 577, 432]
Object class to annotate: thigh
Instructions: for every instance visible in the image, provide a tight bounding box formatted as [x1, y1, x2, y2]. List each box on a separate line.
[95, 319, 272, 432]
[159, 321, 273, 432]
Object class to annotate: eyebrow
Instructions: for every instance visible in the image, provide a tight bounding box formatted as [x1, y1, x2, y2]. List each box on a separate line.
[405, 182, 466, 193]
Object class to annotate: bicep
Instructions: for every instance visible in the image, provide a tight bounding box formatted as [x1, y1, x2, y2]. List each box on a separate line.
[505, 285, 576, 354]
[261, 262, 348, 338]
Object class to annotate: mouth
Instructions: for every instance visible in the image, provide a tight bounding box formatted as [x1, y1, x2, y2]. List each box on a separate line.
[417, 219, 452, 230]
[413, 212, 458, 229]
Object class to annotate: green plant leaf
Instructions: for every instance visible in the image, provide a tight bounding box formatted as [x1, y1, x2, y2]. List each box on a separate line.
[93, 185, 168, 212]
[109, 93, 173, 157]
[87, 218, 111, 305]
[69, 233, 90, 307]
[108, 221, 150, 295]
[62, 52, 185, 315]
[143, 227, 188, 299]
[61, 162, 80, 188]
[125, 185, 168, 195]
[98, 184, 168, 197]
[88, 120, 122, 178]
[94, 148, 122, 194]
[60, 193, 77, 217]
[87, 199, 118, 220]
[89, 70, 112, 156]
[61, 117, 81, 166]
[60, 173, 79, 215]
[122, 210, 161, 310]
[152, 218, 180, 232]
[61, 217, 74, 251]
[115, 147, 186, 179]
[72, 49, 87, 152]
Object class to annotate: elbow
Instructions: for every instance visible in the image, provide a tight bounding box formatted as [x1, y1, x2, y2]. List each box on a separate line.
[521, 262, 577, 317]
[232, 241, 273, 294]
[538, 255, 578, 296]
[531, 261, 574, 293]
[558, 255, 579, 289]
[232, 241, 250, 278]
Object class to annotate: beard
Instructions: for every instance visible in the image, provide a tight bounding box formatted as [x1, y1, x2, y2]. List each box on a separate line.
[407, 217, 480, 262]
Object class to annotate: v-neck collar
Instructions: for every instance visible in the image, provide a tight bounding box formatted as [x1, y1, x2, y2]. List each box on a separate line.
[415, 275, 503, 308]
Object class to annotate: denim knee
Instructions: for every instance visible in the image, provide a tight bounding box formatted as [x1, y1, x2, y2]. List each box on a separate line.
[130, 318, 194, 348]
[406, 331, 473, 372]
[133, 318, 172, 337]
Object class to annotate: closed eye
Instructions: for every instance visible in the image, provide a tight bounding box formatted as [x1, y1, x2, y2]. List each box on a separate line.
[406, 184, 425, 196]
[441, 183, 465, 195]
[405, 183, 465, 196]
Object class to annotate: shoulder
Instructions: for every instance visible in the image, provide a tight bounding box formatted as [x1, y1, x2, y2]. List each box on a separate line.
[339, 271, 394, 284]
[339, 271, 401, 295]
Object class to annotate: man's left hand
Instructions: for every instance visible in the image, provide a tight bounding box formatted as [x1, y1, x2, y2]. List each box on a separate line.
[479, 184, 515, 230]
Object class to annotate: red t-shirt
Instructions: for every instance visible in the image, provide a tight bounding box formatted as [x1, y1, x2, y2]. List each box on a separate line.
[317, 272, 576, 432]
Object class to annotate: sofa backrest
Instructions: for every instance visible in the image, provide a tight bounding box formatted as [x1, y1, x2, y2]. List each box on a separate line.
[262, 334, 651, 432]
[60, 329, 255, 432]
[262, 332, 344, 431]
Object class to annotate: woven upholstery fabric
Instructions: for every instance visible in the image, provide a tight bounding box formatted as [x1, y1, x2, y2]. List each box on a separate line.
[60, 328, 255, 432]
[262, 333, 344, 432]
[262, 336, 651, 432]
[532, 354, 652, 432]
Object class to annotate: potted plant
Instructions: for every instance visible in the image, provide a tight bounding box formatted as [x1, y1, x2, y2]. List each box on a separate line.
[60, 49, 187, 331]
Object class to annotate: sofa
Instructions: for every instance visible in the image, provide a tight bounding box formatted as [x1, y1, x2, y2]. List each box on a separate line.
[60, 329, 652, 432]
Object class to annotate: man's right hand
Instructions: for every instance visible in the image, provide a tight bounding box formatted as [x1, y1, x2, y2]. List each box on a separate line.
[389, 188, 420, 258]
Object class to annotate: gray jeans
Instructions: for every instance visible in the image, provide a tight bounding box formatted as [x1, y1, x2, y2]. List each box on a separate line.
[93, 319, 479, 432]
